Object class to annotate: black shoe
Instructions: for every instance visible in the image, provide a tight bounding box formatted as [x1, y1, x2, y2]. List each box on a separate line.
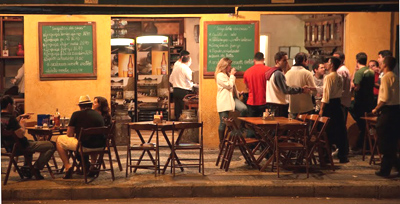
[34, 169, 44, 180]
[63, 167, 73, 179]
[375, 170, 390, 178]
[339, 158, 349, 163]
[20, 166, 32, 179]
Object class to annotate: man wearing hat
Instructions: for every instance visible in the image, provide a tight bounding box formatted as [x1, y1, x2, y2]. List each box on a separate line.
[56, 95, 105, 179]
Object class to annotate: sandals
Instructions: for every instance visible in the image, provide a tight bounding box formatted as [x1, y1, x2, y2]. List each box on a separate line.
[63, 167, 74, 179]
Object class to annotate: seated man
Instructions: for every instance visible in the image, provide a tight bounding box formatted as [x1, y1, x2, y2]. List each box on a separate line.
[1, 95, 55, 180]
[56, 95, 105, 179]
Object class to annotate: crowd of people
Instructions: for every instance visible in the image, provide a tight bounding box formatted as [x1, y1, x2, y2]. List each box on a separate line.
[214, 50, 399, 177]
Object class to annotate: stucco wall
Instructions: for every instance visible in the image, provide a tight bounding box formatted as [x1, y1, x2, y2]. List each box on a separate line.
[260, 14, 306, 67]
[24, 15, 111, 120]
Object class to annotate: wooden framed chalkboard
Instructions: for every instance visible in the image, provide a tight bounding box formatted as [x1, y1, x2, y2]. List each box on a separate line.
[204, 21, 259, 78]
[39, 22, 97, 80]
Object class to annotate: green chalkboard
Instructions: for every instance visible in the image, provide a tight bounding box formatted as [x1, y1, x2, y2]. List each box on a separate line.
[204, 21, 259, 77]
[39, 22, 97, 80]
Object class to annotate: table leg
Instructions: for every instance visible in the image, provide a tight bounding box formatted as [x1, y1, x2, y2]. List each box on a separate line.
[160, 130, 184, 174]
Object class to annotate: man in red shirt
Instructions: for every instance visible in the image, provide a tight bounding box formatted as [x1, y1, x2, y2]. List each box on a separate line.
[244, 52, 271, 117]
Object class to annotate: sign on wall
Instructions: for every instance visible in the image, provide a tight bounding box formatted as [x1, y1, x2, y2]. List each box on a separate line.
[39, 22, 97, 80]
[204, 21, 259, 78]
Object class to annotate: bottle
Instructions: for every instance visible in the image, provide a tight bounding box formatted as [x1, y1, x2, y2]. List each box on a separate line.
[161, 53, 167, 75]
[127, 54, 134, 77]
[16, 43, 24, 56]
[2, 40, 9, 57]
[54, 108, 61, 127]
[160, 111, 163, 121]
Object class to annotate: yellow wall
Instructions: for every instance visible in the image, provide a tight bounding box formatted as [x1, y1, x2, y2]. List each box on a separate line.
[24, 15, 111, 119]
[344, 12, 393, 74]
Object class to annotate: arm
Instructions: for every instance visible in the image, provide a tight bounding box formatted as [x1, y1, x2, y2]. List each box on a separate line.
[372, 76, 389, 114]
[216, 73, 235, 90]
[320, 75, 332, 115]
[273, 71, 303, 94]
[14, 118, 26, 139]
[353, 70, 362, 91]
[67, 126, 75, 137]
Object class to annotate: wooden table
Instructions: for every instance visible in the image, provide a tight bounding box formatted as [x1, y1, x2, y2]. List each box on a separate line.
[238, 117, 306, 171]
[127, 121, 192, 174]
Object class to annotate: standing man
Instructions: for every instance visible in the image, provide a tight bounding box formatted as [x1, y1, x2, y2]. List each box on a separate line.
[243, 52, 270, 117]
[1, 95, 55, 179]
[169, 51, 194, 120]
[319, 57, 349, 163]
[369, 60, 380, 107]
[333, 52, 352, 124]
[312, 60, 325, 114]
[265, 51, 309, 117]
[10, 64, 24, 98]
[378, 50, 399, 76]
[352, 52, 375, 152]
[286, 52, 317, 118]
[372, 56, 400, 177]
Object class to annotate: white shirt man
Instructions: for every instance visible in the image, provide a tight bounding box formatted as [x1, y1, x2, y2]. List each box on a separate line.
[169, 54, 193, 120]
[285, 52, 317, 118]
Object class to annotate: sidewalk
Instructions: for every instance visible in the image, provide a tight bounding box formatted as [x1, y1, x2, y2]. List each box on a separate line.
[2, 148, 399, 200]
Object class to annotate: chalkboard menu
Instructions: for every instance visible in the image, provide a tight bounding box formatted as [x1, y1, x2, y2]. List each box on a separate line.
[39, 22, 97, 80]
[204, 21, 259, 77]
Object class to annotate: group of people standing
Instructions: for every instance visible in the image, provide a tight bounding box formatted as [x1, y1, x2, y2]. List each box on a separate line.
[214, 50, 399, 177]
[1, 94, 112, 180]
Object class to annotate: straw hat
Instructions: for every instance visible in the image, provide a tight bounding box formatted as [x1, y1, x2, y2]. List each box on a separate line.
[78, 95, 93, 105]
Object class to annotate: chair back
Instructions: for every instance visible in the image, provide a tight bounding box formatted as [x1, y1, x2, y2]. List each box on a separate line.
[276, 123, 308, 142]
[172, 122, 203, 145]
[77, 126, 111, 149]
[296, 114, 308, 122]
[310, 116, 330, 142]
[306, 114, 319, 134]
[107, 120, 117, 140]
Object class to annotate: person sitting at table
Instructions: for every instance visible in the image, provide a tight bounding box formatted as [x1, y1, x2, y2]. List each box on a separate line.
[89, 96, 112, 172]
[372, 56, 400, 178]
[93, 96, 111, 126]
[56, 95, 105, 179]
[319, 57, 349, 163]
[1, 95, 55, 180]
[215, 57, 248, 146]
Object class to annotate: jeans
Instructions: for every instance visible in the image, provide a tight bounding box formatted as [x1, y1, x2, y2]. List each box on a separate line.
[218, 98, 248, 133]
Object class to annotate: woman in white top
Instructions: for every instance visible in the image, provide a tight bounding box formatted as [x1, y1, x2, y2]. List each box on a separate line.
[215, 58, 248, 145]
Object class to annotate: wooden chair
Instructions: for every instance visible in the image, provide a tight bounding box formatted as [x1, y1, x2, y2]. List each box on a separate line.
[102, 120, 123, 171]
[308, 116, 335, 170]
[126, 123, 159, 177]
[363, 113, 381, 165]
[70, 126, 113, 183]
[274, 123, 310, 178]
[219, 118, 260, 171]
[171, 122, 204, 176]
[1, 124, 28, 185]
[250, 123, 278, 171]
[296, 114, 308, 122]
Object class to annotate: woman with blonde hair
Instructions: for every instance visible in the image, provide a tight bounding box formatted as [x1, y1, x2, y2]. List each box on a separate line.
[215, 57, 248, 145]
